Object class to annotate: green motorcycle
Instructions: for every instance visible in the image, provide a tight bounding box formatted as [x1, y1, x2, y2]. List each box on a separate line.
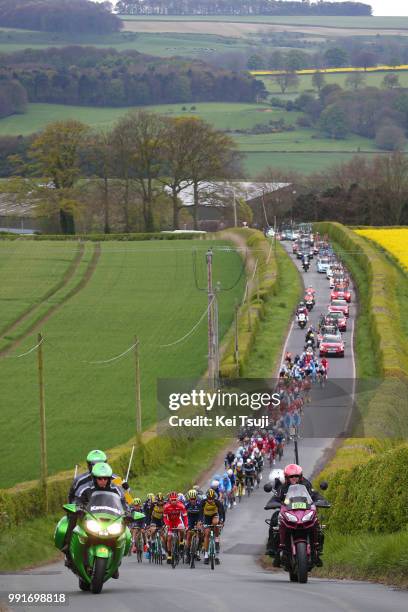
[55, 490, 144, 594]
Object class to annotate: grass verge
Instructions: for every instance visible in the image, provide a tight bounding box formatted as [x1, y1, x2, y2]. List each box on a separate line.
[243, 242, 302, 377]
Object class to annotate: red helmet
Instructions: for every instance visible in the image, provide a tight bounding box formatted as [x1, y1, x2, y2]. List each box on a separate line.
[284, 464, 303, 479]
[168, 491, 178, 502]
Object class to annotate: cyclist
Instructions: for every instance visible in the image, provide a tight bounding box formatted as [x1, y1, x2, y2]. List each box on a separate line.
[184, 489, 203, 563]
[142, 492, 155, 528]
[244, 458, 256, 492]
[163, 491, 188, 564]
[224, 451, 236, 468]
[202, 488, 225, 565]
[149, 492, 166, 558]
[226, 468, 237, 506]
[129, 497, 146, 555]
[221, 472, 233, 508]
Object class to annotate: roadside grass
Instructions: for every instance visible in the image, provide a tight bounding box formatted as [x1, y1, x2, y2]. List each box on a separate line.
[0, 240, 244, 488]
[243, 243, 301, 377]
[313, 530, 408, 587]
[0, 436, 228, 571]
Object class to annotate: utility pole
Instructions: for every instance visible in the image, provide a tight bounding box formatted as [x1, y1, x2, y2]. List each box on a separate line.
[234, 300, 239, 376]
[274, 214, 277, 251]
[207, 248, 216, 389]
[232, 186, 238, 227]
[134, 337, 142, 436]
[37, 332, 48, 512]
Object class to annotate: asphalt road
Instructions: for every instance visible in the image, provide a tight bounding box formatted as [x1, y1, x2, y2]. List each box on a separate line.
[1, 241, 407, 612]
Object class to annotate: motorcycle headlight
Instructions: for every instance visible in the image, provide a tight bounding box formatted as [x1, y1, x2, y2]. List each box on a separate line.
[107, 522, 123, 536]
[85, 519, 100, 534]
[285, 512, 298, 523]
[302, 511, 314, 522]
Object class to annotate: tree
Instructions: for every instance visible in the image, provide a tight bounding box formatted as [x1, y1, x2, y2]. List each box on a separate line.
[312, 71, 326, 93]
[247, 54, 264, 70]
[274, 72, 299, 94]
[86, 129, 114, 233]
[324, 47, 348, 68]
[345, 72, 366, 91]
[375, 122, 406, 152]
[28, 120, 88, 234]
[182, 119, 238, 229]
[382, 73, 400, 89]
[318, 104, 349, 139]
[111, 111, 165, 232]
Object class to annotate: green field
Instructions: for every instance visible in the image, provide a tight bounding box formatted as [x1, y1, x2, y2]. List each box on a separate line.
[0, 27, 257, 55]
[0, 240, 245, 488]
[260, 70, 408, 95]
[0, 100, 398, 176]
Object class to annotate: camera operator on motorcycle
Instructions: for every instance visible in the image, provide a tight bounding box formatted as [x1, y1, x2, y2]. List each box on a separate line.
[264, 464, 326, 567]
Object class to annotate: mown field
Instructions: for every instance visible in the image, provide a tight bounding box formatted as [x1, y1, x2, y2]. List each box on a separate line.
[0, 239, 245, 488]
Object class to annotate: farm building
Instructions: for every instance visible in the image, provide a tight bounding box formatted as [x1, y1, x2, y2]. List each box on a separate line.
[172, 181, 293, 230]
[0, 198, 57, 234]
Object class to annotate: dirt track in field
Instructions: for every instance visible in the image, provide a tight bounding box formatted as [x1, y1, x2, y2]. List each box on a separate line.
[123, 20, 408, 38]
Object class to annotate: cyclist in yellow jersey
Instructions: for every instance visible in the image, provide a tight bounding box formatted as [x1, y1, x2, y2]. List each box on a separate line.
[202, 488, 225, 565]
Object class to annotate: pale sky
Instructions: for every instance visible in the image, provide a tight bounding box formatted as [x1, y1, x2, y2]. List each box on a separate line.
[369, 1, 408, 16]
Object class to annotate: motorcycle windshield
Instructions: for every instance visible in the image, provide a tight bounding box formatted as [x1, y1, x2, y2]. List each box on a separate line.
[86, 491, 124, 517]
[284, 484, 313, 510]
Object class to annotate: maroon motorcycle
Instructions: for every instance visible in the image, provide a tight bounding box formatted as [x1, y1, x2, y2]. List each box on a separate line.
[268, 483, 330, 583]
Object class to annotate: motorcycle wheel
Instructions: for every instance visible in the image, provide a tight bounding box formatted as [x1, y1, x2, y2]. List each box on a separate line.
[91, 557, 107, 594]
[296, 542, 308, 584]
[79, 578, 90, 591]
[289, 570, 298, 582]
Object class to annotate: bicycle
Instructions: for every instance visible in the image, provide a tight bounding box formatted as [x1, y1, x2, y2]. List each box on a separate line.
[170, 528, 185, 569]
[245, 476, 254, 497]
[237, 480, 245, 503]
[207, 524, 223, 570]
[187, 527, 201, 569]
[151, 530, 163, 565]
[133, 529, 144, 563]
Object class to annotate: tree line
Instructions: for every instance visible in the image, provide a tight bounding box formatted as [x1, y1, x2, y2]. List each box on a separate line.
[0, 0, 121, 34]
[6, 113, 241, 235]
[116, 0, 371, 16]
[258, 152, 408, 227]
[0, 47, 265, 111]
[0, 79, 27, 119]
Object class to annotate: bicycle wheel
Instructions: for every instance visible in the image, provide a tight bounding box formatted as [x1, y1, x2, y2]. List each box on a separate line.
[171, 534, 178, 569]
[157, 534, 163, 565]
[209, 537, 215, 571]
[136, 533, 143, 563]
[190, 534, 198, 569]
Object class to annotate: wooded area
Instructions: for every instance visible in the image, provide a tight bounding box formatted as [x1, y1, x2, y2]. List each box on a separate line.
[116, 0, 372, 17]
[0, 0, 121, 33]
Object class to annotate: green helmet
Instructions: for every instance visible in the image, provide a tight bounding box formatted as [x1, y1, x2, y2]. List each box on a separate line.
[86, 449, 107, 471]
[92, 462, 113, 479]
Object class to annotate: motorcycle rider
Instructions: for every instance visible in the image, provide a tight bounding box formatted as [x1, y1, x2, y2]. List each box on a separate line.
[68, 449, 107, 503]
[64, 463, 128, 575]
[265, 464, 324, 567]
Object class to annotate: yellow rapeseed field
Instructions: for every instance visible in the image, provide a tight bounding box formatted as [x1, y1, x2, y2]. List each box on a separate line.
[356, 228, 408, 270]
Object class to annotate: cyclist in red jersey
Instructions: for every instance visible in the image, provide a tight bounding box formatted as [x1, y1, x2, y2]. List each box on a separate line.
[163, 491, 188, 564]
